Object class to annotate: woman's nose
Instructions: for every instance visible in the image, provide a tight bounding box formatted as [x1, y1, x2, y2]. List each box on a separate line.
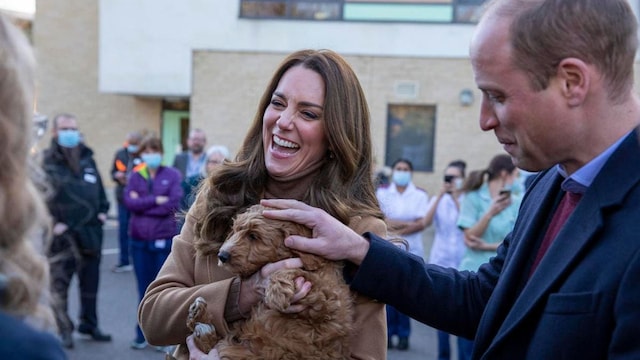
[276, 109, 295, 129]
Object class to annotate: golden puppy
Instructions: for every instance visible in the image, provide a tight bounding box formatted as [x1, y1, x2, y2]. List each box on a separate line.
[189, 204, 354, 360]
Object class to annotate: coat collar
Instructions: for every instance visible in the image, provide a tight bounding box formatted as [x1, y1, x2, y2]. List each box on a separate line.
[478, 129, 640, 358]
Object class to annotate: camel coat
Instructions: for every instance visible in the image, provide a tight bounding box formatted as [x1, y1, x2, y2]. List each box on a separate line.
[138, 197, 388, 360]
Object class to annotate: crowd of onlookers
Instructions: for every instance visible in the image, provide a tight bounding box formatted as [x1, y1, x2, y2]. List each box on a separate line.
[375, 154, 531, 359]
[4, 0, 640, 358]
[42, 112, 230, 353]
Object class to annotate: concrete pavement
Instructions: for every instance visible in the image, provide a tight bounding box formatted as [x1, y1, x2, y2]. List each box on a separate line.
[62, 221, 449, 360]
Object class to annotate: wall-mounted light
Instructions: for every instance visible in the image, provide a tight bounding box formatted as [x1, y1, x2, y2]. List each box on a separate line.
[459, 88, 474, 106]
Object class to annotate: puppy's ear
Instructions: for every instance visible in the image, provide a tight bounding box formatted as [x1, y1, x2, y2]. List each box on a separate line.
[281, 220, 322, 269]
[293, 250, 327, 271]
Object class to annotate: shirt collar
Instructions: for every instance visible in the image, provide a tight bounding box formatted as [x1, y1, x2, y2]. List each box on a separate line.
[557, 131, 630, 194]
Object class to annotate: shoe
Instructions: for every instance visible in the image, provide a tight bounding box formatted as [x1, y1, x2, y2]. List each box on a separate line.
[130, 339, 148, 350]
[397, 337, 409, 351]
[155, 345, 174, 354]
[60, 331, 74, 349]
[112, 264, 133, 273]
[77, 324, 112, 342]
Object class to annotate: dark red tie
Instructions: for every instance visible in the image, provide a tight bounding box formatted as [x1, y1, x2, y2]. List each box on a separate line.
[529, 191, 583, 276]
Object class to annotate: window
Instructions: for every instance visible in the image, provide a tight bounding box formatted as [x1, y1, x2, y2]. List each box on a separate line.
[240, 1, 342, 20]
[239, 0, 486, 23]
[385, 104, 436, 172]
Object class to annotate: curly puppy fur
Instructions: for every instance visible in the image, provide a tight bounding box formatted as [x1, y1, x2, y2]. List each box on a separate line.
[192, 204, 354, 360]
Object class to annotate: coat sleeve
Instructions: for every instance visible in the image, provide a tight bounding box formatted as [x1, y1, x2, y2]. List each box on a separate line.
[346, 216, 389, 360]
[142, 169, 183, 217]
[94, 159, 110, 215]
[351, 230, 504, 340]
[123, 173, 157, 213]
[42, 161, 64, 224]
[610, 248, 640, 358]
[110, 150, 121, 182]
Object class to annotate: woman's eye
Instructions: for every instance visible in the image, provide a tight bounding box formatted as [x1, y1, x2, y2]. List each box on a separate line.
[270, 99, 285, 108]
[301, 111, 318, 120]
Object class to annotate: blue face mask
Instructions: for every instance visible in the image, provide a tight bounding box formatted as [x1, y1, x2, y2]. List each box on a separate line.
[57, 130, 80, 148]
[127, 145, 139, 154]
[392, 170, 411, 187]
[141, 153, 163, 169]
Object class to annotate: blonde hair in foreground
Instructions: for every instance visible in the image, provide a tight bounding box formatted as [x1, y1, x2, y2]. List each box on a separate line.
[0, 15, 55, 329]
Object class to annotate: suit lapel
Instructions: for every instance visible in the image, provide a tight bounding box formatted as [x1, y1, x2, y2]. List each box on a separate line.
[482, 129, 640, 357]
[472, 170, 562, 356]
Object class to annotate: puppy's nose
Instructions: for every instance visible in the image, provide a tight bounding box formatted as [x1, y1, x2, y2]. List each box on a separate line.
[218, 251, 231, 263]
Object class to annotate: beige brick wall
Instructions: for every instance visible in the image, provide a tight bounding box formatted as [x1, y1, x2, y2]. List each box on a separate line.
[34, 1, 640, 200]
[33, 0, 161, 214]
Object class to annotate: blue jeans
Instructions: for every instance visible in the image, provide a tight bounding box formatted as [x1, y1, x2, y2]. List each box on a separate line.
[437, 330, 451, 360]
[458, 336, 474, 360]
[131, 238, 172, 342]
[386, 304, 411, 338]
[117, 202, 131, 266]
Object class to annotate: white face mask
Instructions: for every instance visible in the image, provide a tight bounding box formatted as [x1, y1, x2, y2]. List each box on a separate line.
[454, 177, 464, 190]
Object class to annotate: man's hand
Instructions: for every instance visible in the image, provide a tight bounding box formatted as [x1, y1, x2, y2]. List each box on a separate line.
[114, 171, 126, 185]
[260, 199, 370, 265]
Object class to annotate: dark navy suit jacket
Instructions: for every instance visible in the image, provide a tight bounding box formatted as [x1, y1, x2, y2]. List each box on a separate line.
[352, 130, 640, 359]
[172, 152, 189, 179]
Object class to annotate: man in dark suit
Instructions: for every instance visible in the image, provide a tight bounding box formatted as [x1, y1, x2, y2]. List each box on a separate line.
[172, 128, 207, 179]
[262, 0, 640, 358]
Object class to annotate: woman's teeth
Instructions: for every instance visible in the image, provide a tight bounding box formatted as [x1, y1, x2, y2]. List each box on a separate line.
[273, 135, 299, 149]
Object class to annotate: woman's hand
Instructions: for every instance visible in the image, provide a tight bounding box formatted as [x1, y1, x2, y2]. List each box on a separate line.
[465, 234, 500, 251]
[488, 192, 511, 216]
[186, 334, 220, 360]
[260, 199, 370, 265]
[156, 195, 169, 205]
[464, 234, 487, 250]
[238, 258, 312, 315]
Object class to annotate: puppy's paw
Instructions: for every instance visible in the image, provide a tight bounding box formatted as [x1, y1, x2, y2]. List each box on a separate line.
[193, 322, 218, 354]
[187, 296, 208, 331]
[264, 270, 297, 312]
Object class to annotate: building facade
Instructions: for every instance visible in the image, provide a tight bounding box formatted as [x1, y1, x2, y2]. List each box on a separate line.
[32, 0, 640, 200]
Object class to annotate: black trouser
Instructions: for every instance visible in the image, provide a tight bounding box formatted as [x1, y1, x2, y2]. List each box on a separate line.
[48, 226, 102, 334]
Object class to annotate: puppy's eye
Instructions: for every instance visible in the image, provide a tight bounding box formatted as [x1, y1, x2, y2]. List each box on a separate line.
[248, 232, 258, 241]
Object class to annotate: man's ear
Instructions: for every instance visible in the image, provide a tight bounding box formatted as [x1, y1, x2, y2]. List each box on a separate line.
[556, 58, 590, 107]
